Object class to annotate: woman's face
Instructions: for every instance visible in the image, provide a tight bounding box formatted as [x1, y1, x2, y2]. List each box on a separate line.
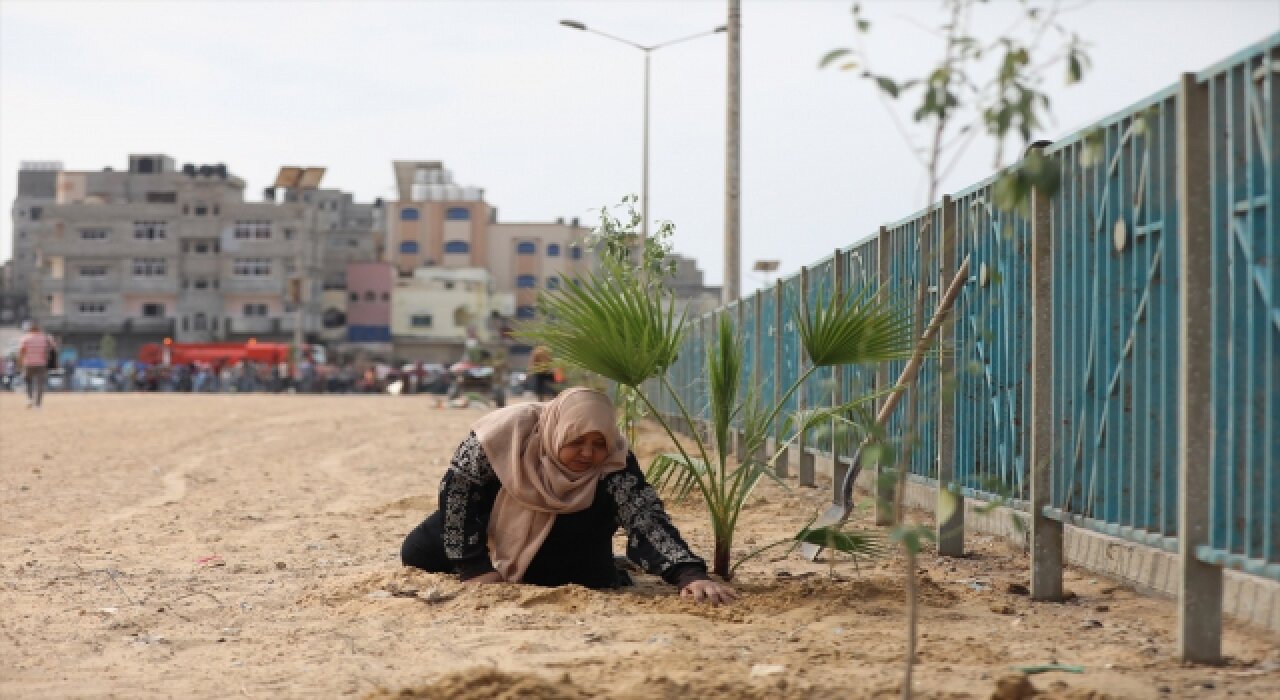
[558, 430, 609, 472]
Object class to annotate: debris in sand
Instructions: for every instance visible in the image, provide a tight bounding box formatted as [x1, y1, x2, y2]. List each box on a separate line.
[365, 668, 591, 700]
[990, 673, 1038, 699]
[1006, 582, 1030, 595]
[749, 664, 787, 678]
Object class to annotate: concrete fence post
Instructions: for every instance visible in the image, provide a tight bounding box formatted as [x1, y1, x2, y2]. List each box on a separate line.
[735, 300, 747, 462]
[798, 265, 816, 487]
[936, 196, 964, 556]
[874, 225, 894, 526]
[832, 248, 851, 502]
[1176, 71, 1221, 663]
[1030, 145, 1064, 601]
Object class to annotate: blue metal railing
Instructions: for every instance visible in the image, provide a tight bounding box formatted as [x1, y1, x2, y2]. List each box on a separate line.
[952, 179, 1034, 501]
[650, 31, 1279, 584]
[1043, 83, 1183, 551]
[1202, 36, 1280, 578]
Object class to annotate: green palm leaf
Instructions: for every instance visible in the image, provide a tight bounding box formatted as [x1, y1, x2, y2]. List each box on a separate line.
[797, 285, 915, 368]
[519, 260, 685, 388]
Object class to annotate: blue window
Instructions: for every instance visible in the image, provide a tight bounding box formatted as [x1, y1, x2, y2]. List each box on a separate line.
[569, 245, 582, 260]
[446, 207, 471, 221]
[516, 241, 537, 255]
[546, 277, 561, 290]
[443, 240, 470, 254]
[516, 305, 537, 319]
[399, 207, 420, 221]
[516, 274, 537, 289]
[546, 243, 561, 257]
[399, 241, 419, 254]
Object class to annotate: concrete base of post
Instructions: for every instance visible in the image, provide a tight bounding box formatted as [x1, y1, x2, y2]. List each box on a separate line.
[1030, 514, 1064, 601]
[1178, 558, 1224, 662]
[936, 482, 965, 557]
[798, 448, 816, 487]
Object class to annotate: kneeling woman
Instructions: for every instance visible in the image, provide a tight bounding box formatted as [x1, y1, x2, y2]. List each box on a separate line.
[401, 388, 736, 605]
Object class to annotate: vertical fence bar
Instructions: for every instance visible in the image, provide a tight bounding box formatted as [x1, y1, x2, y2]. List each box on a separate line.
[875, 225, 893, 525]
[936, 196, 964, 556]
[798, 265, 816, 486]
[1030, 147, 1065, 601]
[773, 279, 789, 477]
[1177, 71, 1222, 663]
[752, 288, 763, 466]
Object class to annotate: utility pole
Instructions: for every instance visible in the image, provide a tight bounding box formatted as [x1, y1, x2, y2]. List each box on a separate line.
[723, 0, 741, 304]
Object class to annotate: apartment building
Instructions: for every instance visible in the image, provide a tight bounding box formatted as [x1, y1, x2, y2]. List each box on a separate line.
[391, 267, 515, 363]
[17, 155, 379, 358]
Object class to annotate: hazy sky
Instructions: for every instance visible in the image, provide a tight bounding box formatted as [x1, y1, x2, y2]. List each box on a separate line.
[2, 0, 1277, 291]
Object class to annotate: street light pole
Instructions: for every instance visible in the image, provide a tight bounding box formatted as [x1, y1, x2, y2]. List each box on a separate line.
[560, 20, 725, 244]
[724, 0, 741, 304]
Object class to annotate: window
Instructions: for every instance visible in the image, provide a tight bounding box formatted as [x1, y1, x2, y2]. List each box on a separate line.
[547, 276, 561, 290]
[443, 241, 470, 254]
[516, 241, 537, 255]
[445, 207, 470, 221]
[193, 203, 208, 216]
[243, 303, 268, 317]
[516, 274, 537, 289]
[194, 278, 209, 290]
[78, 301, 107, 314]
[381, 292, 390, 301]
[364, 291, 376, 301]
[569, 245, 583, 260]
[516, 305, 537, 319]
[547, 243, 561, 257]
[411, 314, 433, 328]
[193, 313, 207, 331]
[283, 227, 296, 241]
[141, 303, 165, 318]
[79, 265, 109, 278]
[349, 292, 359, 302]
[399, 241, 419, 254]
[193, 241, 211, 254]
[146, 192, 177, 204]
[232, 257, 271, 276]
[133, 220, 167, 240]
[234, 220, 271, 240]
[399, 207, 420, 221]
[444, 281, 455, 290]
[132, 257, 167, 276]
[30, 206, 43, 221]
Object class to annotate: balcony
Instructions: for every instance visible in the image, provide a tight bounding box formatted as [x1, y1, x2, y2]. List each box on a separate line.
[221, 276, 282, 294]
[50, 277, 122, 294]
[121, 276, 179, 294]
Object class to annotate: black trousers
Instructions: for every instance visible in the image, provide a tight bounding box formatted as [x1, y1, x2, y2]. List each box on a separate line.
[400, 508, 631, 589]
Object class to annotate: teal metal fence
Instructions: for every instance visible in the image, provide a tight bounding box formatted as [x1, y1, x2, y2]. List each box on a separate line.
[1202, 38, 1279, 579]
[642, 30, 1278, 656]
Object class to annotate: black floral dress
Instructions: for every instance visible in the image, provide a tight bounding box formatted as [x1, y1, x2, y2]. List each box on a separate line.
[401, 433, 709, 589]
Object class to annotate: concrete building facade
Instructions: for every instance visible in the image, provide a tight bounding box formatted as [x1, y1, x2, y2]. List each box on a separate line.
[390, 267, 514, 364]
[14, 154, 379, 358]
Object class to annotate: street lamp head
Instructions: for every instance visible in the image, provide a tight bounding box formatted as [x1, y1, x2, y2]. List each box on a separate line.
[714, 25, 728, 33]
[560, 19, 587, 31]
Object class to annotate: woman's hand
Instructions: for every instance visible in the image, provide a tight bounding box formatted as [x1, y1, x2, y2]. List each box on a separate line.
[462, 571, 504, 585]
[680, 579, 738, 606]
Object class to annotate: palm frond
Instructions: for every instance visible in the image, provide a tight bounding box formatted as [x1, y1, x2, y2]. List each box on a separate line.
[518, 259, 686, 388]
[646, 453, 709, 501]
[797, 285, 916, 368]
[796, 525, 890, 558]
[706, 314, 742, 464]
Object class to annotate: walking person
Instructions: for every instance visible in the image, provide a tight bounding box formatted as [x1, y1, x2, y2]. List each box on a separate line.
[17, 320, 56, 409]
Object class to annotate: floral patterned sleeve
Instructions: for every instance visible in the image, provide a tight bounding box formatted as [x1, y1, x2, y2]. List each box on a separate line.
[604, 454, 710, 588]
[439, 432, 501, 578]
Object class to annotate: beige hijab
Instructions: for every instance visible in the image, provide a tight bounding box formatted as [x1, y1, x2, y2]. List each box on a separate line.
[471, 387, 628, 582]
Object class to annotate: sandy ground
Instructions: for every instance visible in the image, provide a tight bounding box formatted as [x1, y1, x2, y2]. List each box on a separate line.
[1, 393, 1277, 699]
